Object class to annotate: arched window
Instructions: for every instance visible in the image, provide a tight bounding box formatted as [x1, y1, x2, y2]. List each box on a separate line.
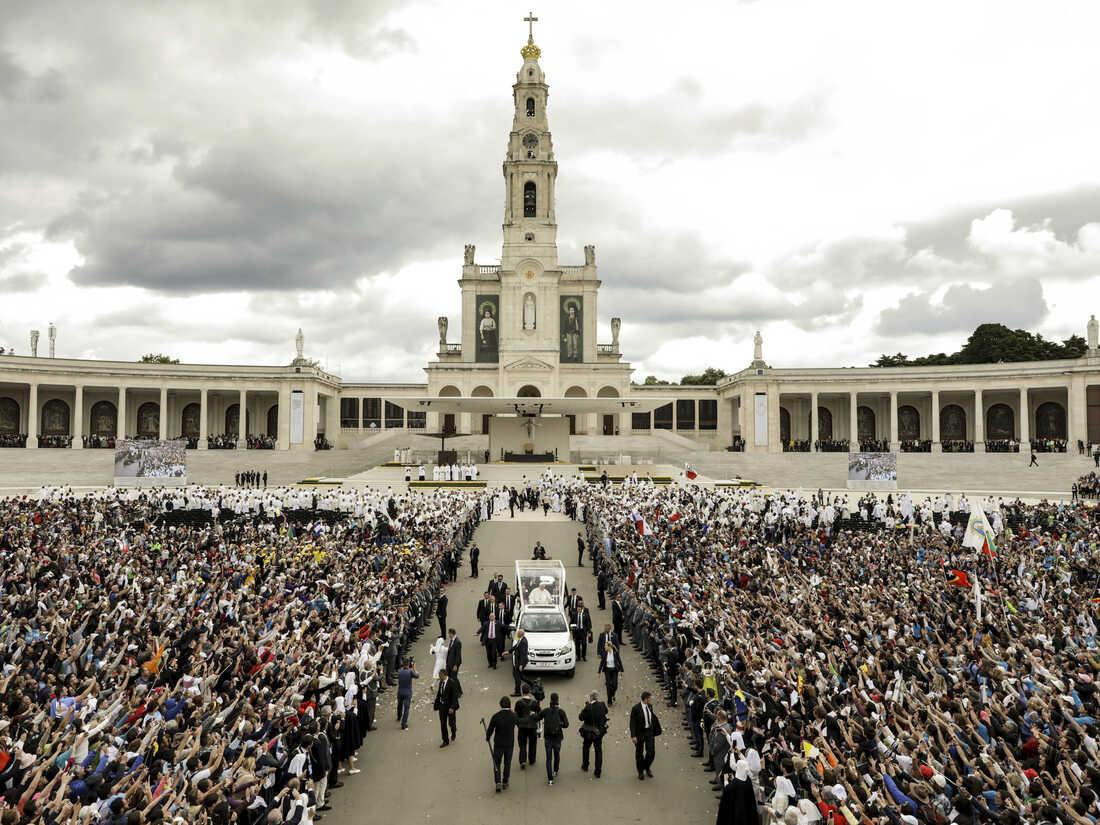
[525, 97, 535, 117]
[523, 181, 536, 217]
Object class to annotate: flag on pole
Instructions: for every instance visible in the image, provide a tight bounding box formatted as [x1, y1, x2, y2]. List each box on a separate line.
[669, 511, 681, 523]
[947, 569, 972, 588]
[685, 465, 698, 481]
[973, 576, 982, 624]
[962, 502, 997, 557]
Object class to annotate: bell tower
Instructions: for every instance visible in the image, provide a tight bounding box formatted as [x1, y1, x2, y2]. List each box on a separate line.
[501, 13, 558, 270]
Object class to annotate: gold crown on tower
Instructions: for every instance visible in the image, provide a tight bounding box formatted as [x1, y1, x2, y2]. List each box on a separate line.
[521, 36, 541, 60]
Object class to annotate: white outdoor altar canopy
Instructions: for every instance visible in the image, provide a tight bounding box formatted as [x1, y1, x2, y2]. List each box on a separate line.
[393, 397, 672, 461]
[396, 397, 670, 416]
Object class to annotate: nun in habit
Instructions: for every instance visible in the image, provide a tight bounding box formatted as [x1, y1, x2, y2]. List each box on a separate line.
[716, 759, 760, 825]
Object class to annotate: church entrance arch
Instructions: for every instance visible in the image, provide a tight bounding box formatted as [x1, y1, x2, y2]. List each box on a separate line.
[182, 403, 200, 439]
[857, 406, 876, 442]
[90, 401, 117, 437]
[1035, 401, 1066, 440]
[0, 397, 19, 434]
[438, 385, 461, 434]
[779, 407, 791, 444]
[986, 403, 1014, 441]
[472, 386, 493, 433]
[940, 404, 966, 441]
[898, 405, 920, 441]
[42, 399, 70, 436]
[817, 406, 833, 442]
[517, 385, 541, 398]
[266, 405, 279, 438]
[225, 404, 250, 437]
[564, 386, 586, 435]
[137, 402, 159, 439]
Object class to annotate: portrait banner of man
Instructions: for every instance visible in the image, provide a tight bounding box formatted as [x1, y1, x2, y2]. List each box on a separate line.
[476, 295, 499, 363]
[560, 295, 582, 363]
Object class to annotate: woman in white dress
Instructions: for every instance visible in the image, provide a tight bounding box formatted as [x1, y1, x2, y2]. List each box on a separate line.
[429, 636, 449, 679]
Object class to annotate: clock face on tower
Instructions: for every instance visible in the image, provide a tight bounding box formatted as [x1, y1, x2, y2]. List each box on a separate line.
[522, 133, 538, 151]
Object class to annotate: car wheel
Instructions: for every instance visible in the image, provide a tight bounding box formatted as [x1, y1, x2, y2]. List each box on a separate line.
[565, 667, 575, 679]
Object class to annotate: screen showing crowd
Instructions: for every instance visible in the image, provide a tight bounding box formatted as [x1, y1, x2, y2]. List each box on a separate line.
[847, 451, 897, 481]
[113, 438, 188, 478]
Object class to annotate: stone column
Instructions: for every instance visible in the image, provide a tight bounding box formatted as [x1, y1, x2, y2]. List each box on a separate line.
[973, 388, 985, 451]
[930, 390, 940, 452]
[26, 383, 38, 449]
[277, 385, 290, 451]
[767, 385, 780, 452]
[849, 391, 858, 450]
[72, 385, 83, 449]
[1070, 376, 1087, 449]
[810, 392, 819, 451]
[305, 386, 318, 445]
[889, 391, 898, 450]
[159, 387, 168, 440]
[198, 388, 208, 449]
[238, 389, 247, 448]
[117, 386, 127, 440]
[326, 393, 340, 444]
[716, 395, 731, 445]
[1019, 387, 1029, 446]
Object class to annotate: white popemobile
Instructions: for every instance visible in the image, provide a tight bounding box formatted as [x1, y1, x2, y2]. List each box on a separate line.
[512, 559, 576, 677]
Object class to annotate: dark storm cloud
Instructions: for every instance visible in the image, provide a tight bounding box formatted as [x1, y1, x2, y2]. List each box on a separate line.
[875, 278, 1047, 336]
[61, 114, 498, 292]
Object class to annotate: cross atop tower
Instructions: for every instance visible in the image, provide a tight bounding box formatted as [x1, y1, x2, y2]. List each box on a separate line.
[524, 12, 538, 42]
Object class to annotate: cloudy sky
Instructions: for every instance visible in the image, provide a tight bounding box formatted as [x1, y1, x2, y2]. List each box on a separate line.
[2, 0, 1099, 381]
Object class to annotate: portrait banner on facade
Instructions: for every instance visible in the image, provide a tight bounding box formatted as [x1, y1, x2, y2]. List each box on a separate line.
[476, 294, 500, 363]
[560, 295, 582, 363]
[754, 392, 768, 446]
[290, 390, 304, 444]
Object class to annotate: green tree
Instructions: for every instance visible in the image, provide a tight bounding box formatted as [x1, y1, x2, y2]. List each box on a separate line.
[872, 323, 1088, 367]
[139, 353, 179, 364]
[680, 367, 728, 385]
[641, 375, 671, 385]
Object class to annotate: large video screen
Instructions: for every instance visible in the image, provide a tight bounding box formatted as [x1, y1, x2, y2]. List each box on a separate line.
[114, 439, 187, 479]
[848, 452, 897, 482]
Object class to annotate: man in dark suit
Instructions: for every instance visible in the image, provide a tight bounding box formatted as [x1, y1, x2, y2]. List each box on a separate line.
[628, 691, 661, 780]
[596, 623, 620, 659]
[578, 691, 609, 778]
[509, 629, 529, 696]
[611, 596, 625, 640]
[469, 543, 480, 578]
[570, 598, 592, 662]
[433, 670, 460, 747]
[436, 592, 448, 641]
[479, 613, 505, 669]
[597, 567, 609, 609]
[485, 696, 518, 791]
[445, 628, 462, 676]
[597, 631, 623, 706]
[476, 592, 494, 625]
[576, 532, 586, 565]
[488, 574, 507, 602]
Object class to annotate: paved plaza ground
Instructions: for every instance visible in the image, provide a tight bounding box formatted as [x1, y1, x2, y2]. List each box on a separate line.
[321, 510, 717, 823]
[0, 443, 1093, 499]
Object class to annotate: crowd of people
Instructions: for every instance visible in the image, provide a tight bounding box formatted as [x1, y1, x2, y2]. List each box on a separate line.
[234, 470, 269, 488]
[0, 433, 28, 447]
[580, 479, 1100, 825]
[0, 483, 481, 825]
[3, 465, 1100, 825]
[1076, 473, 1099, 500]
